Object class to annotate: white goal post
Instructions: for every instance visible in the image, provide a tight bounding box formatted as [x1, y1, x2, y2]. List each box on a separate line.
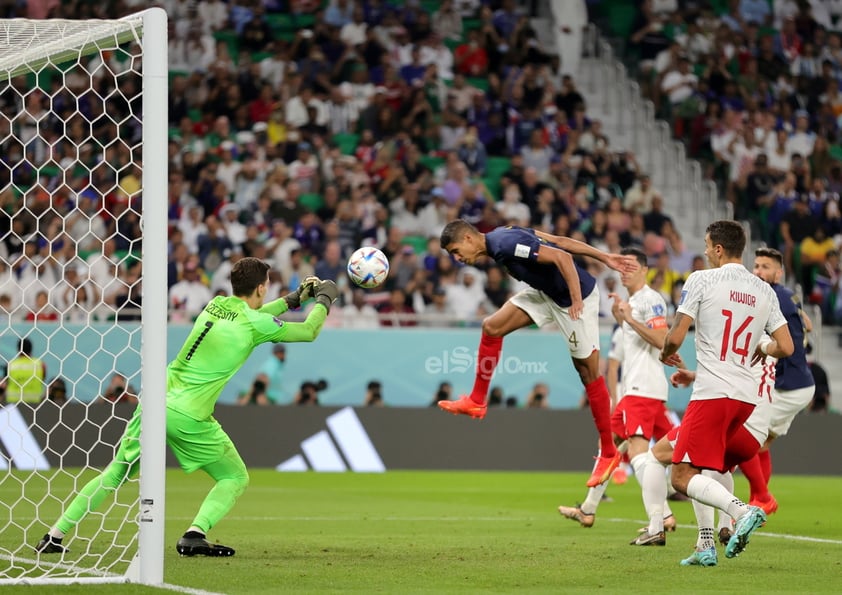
[0, 7, 167, 586]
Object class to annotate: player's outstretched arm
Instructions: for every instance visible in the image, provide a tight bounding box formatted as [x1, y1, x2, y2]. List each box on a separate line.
[534, 230, 638, 273]
[276, 303, 328, 343]
[276, 280, 340, 342]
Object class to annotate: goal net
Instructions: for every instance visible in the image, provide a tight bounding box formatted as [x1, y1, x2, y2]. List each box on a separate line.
[0, 9, 168, 586]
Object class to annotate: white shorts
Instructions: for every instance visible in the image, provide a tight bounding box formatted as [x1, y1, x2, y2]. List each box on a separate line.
[509, 286, 600, 359]
[769, 385, 815, 437]
[744, 395, 772, 446]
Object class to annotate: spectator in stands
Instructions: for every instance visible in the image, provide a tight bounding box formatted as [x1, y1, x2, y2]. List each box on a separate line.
[25, 290, 58, 323]
[430, 381, 453, 406]
[497, 183, 531, 227]
[780, 194, 817, 281]
[800, 225, 836, 297]
[45, 377, 69, 405]
[661, 55, 700, 137]
[96, 372, 138, 406]
[168, 258, 213, 321]
[237, 377, 271, 406]
[456, 127, 488, 177]
[526, 382, 550, 408]
[314, 240, 345, 282]
[622, 173, 661, 215]
[365, 380, 384, 407]
[57, 264, 98, 324]
[379, 287, 416, 327]
[521, 129, 554, 179]
[342, 289, 380, 329]
[814, 249, 841, 324]
[197, 216, 234, 271]
[325, 0, 354, 28]
[294, 381, 321, 406]
[454, 29, 488, 77]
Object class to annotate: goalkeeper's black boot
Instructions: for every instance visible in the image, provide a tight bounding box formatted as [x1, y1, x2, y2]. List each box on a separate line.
[35, 534, 68, 554]
[176, 531, 235, 557]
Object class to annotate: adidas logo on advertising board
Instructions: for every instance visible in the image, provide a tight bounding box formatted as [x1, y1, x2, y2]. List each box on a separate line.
[0, 404, 50, 471]
[276, 407, 385, 472]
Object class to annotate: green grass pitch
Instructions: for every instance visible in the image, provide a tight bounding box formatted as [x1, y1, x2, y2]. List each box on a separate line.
[2, 469, 841, 593]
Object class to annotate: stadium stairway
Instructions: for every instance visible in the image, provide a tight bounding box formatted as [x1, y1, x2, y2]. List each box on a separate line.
[572, 32, 842, 400]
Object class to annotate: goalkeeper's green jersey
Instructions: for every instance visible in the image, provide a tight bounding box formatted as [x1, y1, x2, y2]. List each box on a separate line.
[166, 295, 327, 420]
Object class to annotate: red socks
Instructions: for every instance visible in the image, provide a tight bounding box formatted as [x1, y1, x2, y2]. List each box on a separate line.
[468, 333, 503, 405]
[739, 453, 770, 502]
[758, 449, 772, 484]
[585, 377, 616, 457]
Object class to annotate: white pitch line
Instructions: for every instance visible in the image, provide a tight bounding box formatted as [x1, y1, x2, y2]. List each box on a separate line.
[154, 582, 227, 595]
[165, 515, 842, 545]
[600, 517, 842, 545]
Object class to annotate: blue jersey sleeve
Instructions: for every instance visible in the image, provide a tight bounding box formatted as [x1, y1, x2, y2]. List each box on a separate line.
[486, 227, 542, 263]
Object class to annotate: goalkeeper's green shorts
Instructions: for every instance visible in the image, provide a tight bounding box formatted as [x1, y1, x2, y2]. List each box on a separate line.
[166, 407, 236, 474]
[114, 406, 142, 467]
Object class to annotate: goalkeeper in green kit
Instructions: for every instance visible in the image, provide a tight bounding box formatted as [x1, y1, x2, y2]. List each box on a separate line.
[35, 257, 339, 557]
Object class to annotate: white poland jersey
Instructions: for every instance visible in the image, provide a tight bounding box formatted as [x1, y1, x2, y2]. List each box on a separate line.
[616, 285, 670, 401]
[744, 352, 776, 445]
[677, 263, 786, 404]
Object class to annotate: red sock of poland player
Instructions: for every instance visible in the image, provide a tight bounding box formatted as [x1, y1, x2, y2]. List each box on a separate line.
[585, 377, 616, 458]
[739, 453, 770, 502]
[468, 333, 503, 405]
[758, 449, 772, 484]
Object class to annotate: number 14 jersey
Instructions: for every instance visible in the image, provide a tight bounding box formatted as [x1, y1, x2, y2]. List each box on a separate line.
[677, 263, 786, 404]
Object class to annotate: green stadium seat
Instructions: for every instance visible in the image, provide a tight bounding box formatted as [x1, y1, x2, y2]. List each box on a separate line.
[466, 77, 489, 92]
[401, 235, 429, 254]
[212, 30, 240, 60]
[607, 1, 637, 39]
[420, 0, 439, 15]
[298, 192, 324, 213]
[295, 14, 316, 28]
[267, 13, 293, 30]
[333, 132, 359, 155]
[485, 156, 511, 177]
[420, 156, 445, 171]
[463, 18, 481, 31]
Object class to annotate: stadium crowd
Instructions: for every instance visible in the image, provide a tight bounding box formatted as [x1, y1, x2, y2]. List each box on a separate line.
[0, 0, 703, 330]
[618, 0, 842, 324]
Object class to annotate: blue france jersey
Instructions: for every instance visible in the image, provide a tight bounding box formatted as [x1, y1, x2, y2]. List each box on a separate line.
[484, 226, 596, 307]
[772, 283, 814, 391]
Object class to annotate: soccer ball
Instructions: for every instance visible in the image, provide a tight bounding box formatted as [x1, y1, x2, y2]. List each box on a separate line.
[347, 247, 390, 289]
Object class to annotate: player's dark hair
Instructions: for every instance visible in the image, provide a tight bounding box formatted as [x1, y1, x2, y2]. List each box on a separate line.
[18, 337, 32, 355]
[440, 219, 479, 248]
[755, 246, 784, 267]
[706, 220, 746, 258]
[230, 257, 270, 297]
[620, 247, 648, 268]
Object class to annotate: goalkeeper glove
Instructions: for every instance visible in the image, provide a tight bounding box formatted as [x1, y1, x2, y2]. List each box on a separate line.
[282, 276, 321, 310]
[314, 279, 340, 312]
